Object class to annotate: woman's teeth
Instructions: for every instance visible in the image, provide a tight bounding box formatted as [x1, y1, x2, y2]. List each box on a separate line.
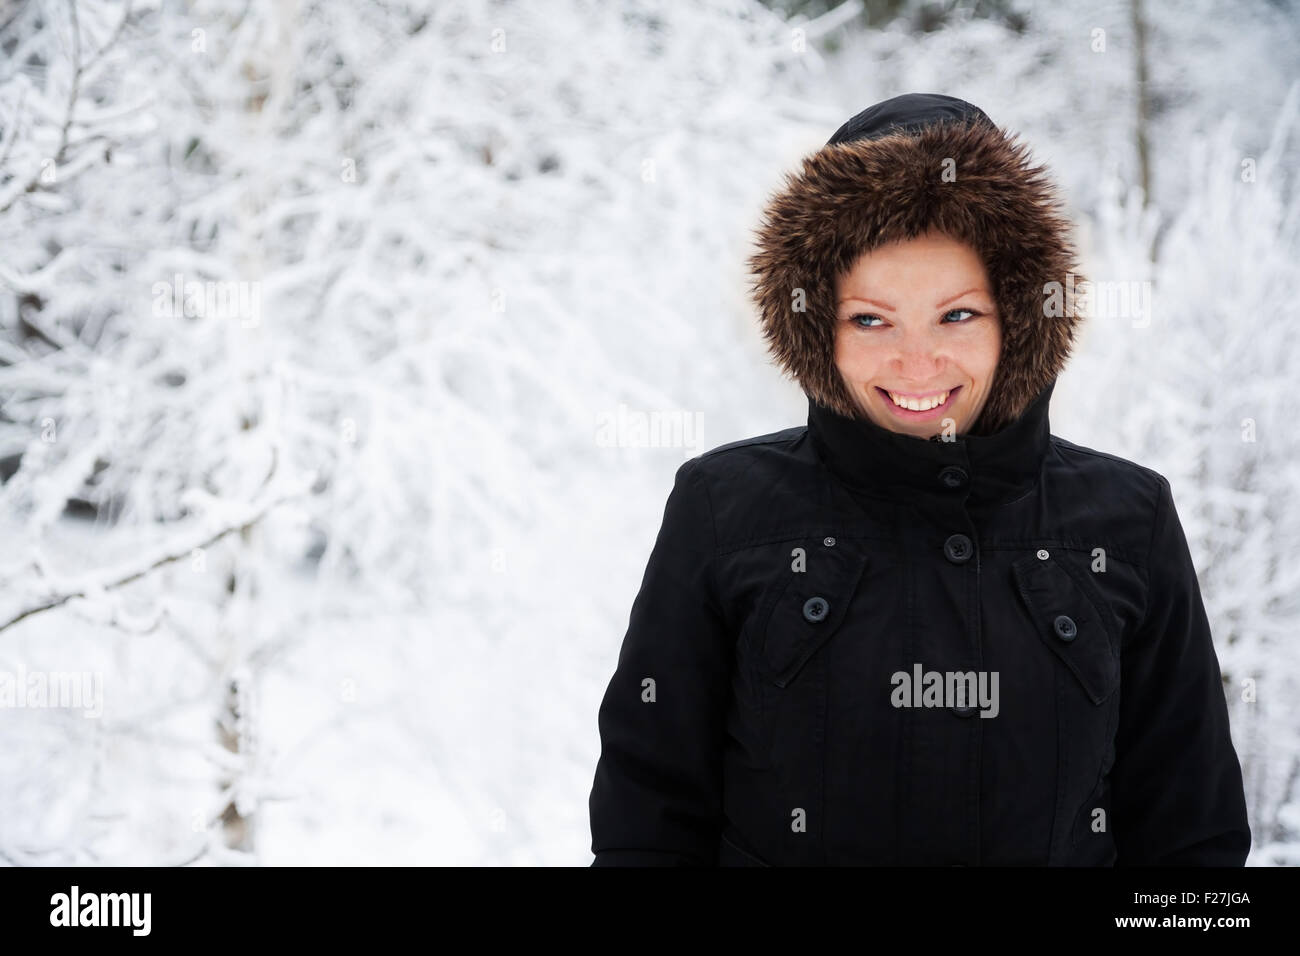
[886, 389, 950, 411]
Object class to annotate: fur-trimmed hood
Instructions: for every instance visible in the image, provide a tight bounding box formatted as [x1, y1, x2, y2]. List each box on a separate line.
[748, 93, 1083, 436]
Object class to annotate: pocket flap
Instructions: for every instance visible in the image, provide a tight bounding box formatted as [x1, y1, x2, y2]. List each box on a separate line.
[1011, 552, 1119, 705]
[760, 541, 867, 688]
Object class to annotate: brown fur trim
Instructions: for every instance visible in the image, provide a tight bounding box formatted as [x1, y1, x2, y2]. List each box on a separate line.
[747, 117, 1083, 435]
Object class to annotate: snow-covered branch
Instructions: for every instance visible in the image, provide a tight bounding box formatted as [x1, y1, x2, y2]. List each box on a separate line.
[0, 468, 316, 636]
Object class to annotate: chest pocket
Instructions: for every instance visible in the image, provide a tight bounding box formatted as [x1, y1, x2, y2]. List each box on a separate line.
[756, 540, 868, 689]
[1011, 551, 1120, 705]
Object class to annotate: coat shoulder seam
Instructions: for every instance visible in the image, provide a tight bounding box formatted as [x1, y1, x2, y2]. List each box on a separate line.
[681, 457, 719, 555]
[1139, 473, 1172, 625]
[1049, 436, 1162, 483]
[680, 459, 728, 626]
[696, 426, 804, 461]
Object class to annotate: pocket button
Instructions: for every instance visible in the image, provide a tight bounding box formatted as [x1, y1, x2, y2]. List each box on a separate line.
[1053, 614, 1078, 641]
[802, 596, 830, 623]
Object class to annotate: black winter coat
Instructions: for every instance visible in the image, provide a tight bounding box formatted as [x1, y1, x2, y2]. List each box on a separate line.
[587, 94, 1251, 866]
[587, 380, 1250, 866]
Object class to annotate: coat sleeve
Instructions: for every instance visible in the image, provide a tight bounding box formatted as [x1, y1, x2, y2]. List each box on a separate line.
[588, 458, 731, 866]
[1111, 473, 1252, 865]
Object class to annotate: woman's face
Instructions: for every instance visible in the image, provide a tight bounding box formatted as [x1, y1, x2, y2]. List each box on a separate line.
[833, 230, 1002, 438]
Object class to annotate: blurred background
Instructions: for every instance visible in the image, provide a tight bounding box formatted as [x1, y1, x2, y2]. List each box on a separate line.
[0, 0, 1296, 865]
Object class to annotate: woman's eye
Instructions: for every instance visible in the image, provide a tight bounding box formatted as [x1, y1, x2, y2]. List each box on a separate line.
[851, 310, 979, 328]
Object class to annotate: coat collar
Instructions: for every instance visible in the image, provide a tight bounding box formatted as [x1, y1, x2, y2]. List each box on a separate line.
[806, 380, 1055, 506]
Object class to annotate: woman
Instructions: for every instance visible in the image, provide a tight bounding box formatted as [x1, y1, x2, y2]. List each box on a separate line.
[587, 93, 1251, 866]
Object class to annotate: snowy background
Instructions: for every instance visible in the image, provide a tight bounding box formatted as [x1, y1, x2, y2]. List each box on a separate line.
[0, 0, 1297, 865]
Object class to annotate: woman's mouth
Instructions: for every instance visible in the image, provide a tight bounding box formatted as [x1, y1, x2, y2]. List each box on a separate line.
[875, 385, 961, 420]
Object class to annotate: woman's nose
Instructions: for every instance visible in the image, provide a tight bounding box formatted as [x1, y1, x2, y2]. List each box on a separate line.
[892, 329, 944, 378]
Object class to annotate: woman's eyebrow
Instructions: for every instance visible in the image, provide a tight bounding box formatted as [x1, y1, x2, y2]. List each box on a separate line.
[837, 296, 897, 311]
[935, 287, 987, 308]
[837, 287, 990, 310]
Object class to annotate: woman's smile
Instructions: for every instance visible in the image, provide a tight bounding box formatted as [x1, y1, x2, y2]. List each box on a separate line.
[876, 385, 962, 420]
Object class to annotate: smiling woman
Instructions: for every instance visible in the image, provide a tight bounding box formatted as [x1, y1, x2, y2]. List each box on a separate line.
[833, 229, 1002, 438]
[588, 93, 1250, 868]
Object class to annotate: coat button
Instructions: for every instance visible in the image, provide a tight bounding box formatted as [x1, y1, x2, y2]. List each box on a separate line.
[1053, 614, 1077, 641]
[938, 465, 968, 489]
[950, 703, 978, 718]
[943, 533, 973, 564]
[802, 597, 829, 623]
